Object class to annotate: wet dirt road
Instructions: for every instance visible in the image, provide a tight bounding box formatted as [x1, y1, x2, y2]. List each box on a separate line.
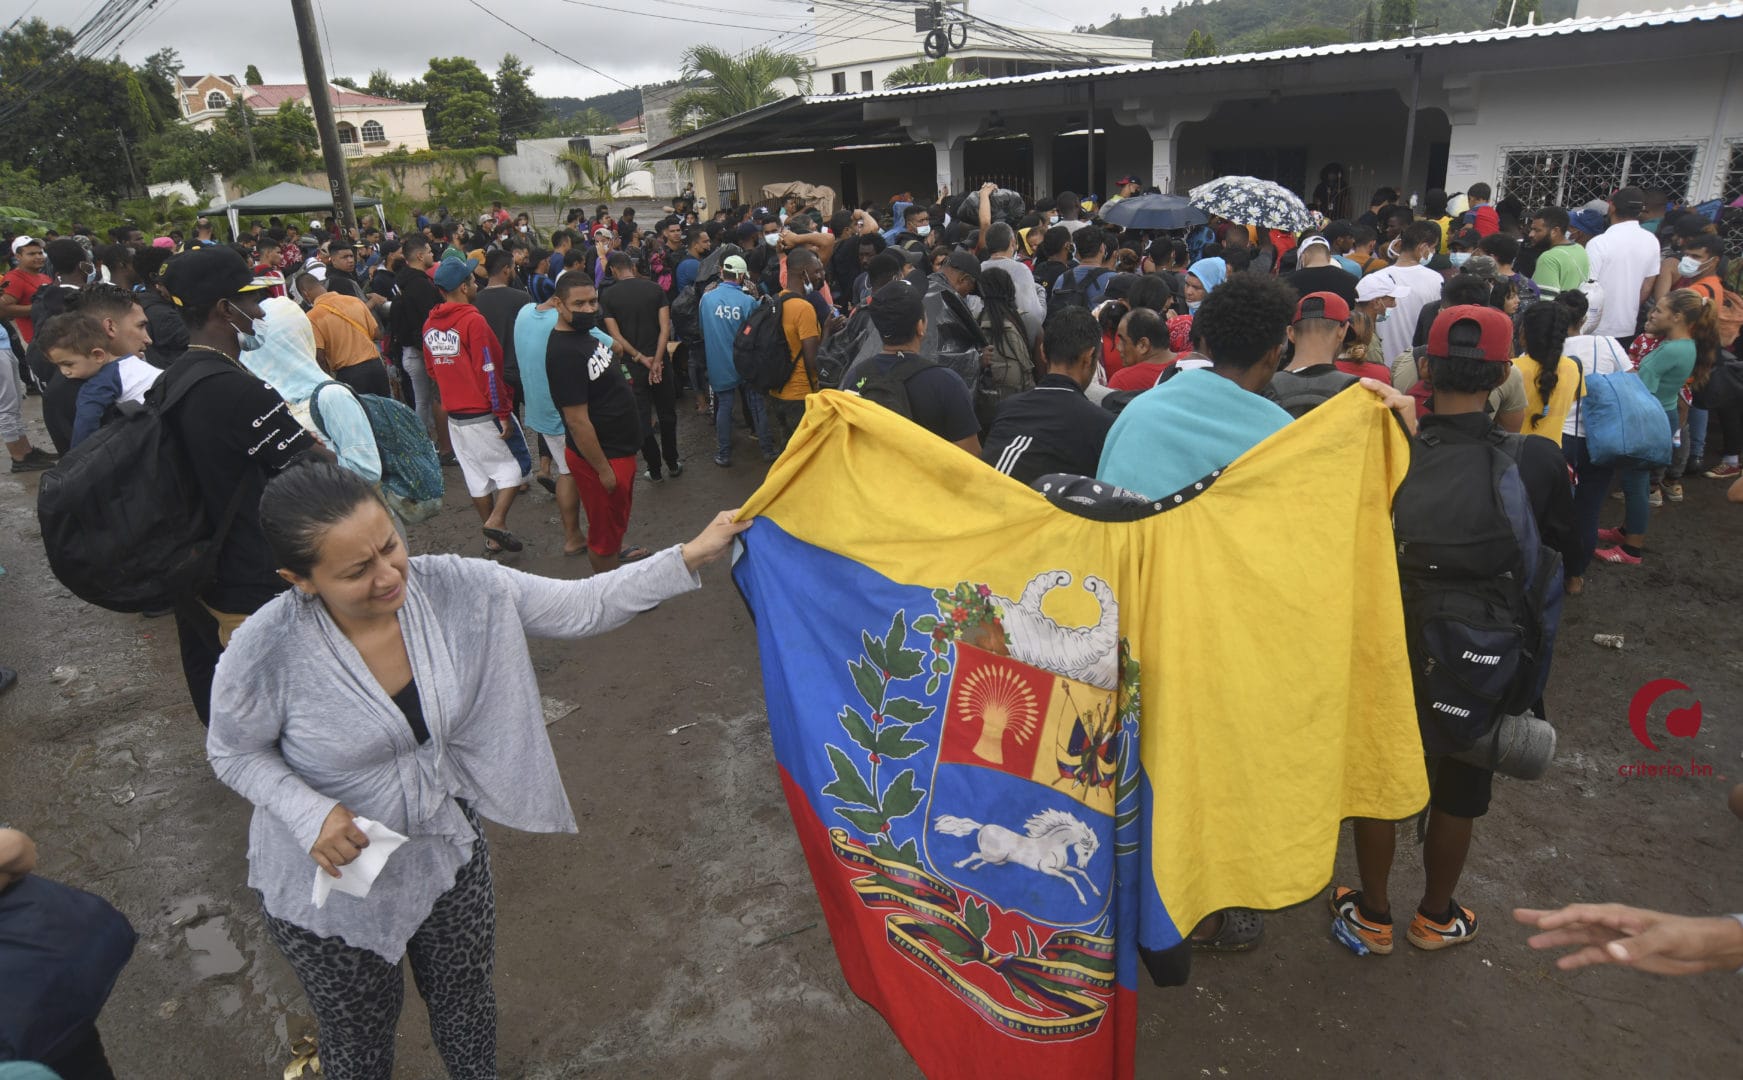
[2, 395, 1740, 1079]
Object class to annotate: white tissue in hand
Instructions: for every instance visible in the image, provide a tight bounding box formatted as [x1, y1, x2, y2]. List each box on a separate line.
[311, 816, 410, 908]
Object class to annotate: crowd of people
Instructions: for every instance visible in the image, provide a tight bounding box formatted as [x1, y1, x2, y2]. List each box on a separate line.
[1, 172, 1742, 1080]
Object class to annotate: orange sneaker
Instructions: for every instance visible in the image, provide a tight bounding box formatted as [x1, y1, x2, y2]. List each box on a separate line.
[1329, 887, 1394, 955]
[1408, 899, 1479, 951]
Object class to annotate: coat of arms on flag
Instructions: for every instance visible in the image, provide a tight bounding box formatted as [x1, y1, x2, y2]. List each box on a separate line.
[733, 390, 1429, 1080]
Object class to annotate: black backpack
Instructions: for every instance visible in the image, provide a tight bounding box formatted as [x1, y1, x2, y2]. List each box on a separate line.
[1047, 266, 1111, 317]
[733, 292, 803, 392]
[850, 353, 932, 421]
[1393, 425, 1564, 754]
[37, 361, 246, 613]
[1268, 368, 1357, 419]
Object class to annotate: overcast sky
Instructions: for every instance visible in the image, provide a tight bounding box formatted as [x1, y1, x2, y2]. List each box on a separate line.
[9, 0, 1129, 99]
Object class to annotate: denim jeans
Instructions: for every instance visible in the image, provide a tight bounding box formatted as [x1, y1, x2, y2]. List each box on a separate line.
[402, 345, 436, 438]
[1687, 406, 1708, 466]
[1618, 408, 1676, 538]
[713, 385, 774, 462]
[1562, 434, 1614, 577]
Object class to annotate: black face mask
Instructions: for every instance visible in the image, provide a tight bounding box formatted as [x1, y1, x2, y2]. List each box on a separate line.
[569, 310, 598, 333]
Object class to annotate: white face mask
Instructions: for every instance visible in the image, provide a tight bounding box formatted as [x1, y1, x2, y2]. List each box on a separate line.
[764, 233, 780, 247]
[1048, 214, 1060, 226]
[1449, 252, 1471, 268]
[1677, 255, 1703, 277]
[915, 224, 931, 238]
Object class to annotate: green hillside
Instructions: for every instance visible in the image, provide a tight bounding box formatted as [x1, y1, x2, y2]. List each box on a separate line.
[544, 87, 643, 124]
[1085, 0, 1578, 57]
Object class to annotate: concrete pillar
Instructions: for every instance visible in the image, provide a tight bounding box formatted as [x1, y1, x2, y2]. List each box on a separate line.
[692, 158, 721, 215]
[1030, 130, 1053, 202]
[934, 137, 966, 199]
[1149, 134, 1176, 194]
[904, 117, 979, 201]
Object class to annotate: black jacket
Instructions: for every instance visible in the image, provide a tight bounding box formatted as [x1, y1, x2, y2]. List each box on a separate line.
[389, 266, 441, 354]
[134, 287, 188, 369]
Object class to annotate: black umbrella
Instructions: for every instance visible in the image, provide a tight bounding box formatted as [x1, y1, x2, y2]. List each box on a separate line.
[1098, 194, 1208, 231]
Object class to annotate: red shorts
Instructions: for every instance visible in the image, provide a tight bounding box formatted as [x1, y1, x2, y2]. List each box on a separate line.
[566, 450, 636, 557]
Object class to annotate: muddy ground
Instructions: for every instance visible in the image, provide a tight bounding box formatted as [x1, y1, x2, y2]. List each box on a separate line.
[2, 392, 1740, 1080]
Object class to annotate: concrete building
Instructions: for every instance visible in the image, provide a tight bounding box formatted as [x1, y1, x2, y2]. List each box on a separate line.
[175, 74, 430, 157]
[806, 0, 1153, 93]
[646, 4, 1743, 218]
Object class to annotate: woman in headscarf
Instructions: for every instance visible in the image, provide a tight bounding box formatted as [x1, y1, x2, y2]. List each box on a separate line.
[241, 295, 381, 484]
[1183, 256, 1227, 313]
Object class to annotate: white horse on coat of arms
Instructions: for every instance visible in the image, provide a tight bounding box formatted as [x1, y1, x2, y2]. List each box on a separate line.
[934, 809, 1102, 904]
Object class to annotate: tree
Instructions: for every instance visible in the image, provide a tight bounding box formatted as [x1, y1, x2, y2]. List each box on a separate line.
[428, 164, 512, 225]
[139, 123, 246, 189]
[367, 69, 425, 103]
[882, 57, 983, 89]
[668, 46, 811, 133]
[534, 107, 618, 138]
[1360, 3, 1377, 40]
[0, 20, 164, 201]
[1377, 0, 1418, 36]
[1183, 29, 1218, 57]
[557, 148, 642, 202]
[421, 57, 497, 147]
[494, 54, 548, 148]
[140, 47, 182, 125]
[244, 64, 264, 85]
[1493, 0, 1541, 26]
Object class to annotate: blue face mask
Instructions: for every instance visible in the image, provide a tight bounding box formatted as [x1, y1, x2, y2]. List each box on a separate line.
[1449, 252, 1472, 268]
[915, 224, 931, 238]
[1187, 300, 1201, 314]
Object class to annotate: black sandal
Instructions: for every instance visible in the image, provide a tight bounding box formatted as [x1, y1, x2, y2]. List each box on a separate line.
[482, 528, 523, 553]
[618, 545, 654, 563]
[1189, 907, 1265, 951]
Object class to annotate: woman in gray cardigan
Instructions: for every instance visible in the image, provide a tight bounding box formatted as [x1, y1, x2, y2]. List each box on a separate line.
[207, 462, 745, 1080]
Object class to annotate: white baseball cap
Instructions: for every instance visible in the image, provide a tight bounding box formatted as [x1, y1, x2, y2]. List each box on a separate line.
[1299, 235, 1332, 255]
[10, 235, 37, 254]
[1355, 272, 1411, 303]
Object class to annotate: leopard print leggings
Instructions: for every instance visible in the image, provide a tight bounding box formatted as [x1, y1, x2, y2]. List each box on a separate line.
[262, 810, 497, 1080]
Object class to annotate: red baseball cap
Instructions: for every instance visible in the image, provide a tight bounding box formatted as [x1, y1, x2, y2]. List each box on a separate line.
[1293, 291, 1351, 325]
[1427, 304, 1514, 363]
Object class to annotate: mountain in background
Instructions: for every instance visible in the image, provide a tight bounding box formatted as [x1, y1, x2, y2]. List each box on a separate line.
[544, 87, 643, 124]
[1085, 0, 1577, 56]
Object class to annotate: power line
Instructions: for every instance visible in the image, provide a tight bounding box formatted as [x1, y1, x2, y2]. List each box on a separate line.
[457, 0, 638, 91]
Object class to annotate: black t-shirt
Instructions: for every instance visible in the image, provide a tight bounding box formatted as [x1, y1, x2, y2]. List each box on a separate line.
[544, 327, 643, 460]
[1284, 264, 1359, 305]
[368, 266, 398, 300]
[980, 373, 1115, 483]
[473, 285, 532, 379]
[1035, 259, 1070, 292]
[390, 267, 440, 353]
[598, 276, 668, 358]
[167, 353, 317, 613]
[840, 351, 979, 443]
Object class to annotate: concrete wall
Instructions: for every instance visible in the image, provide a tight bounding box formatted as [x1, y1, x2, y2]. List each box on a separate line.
[1440, 51, 1741, 201]
[719, 145, 936, 210]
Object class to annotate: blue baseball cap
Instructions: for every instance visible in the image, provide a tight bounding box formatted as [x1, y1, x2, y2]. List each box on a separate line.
[1570, 209, 1607, 237]
[433, 257, 480, 291]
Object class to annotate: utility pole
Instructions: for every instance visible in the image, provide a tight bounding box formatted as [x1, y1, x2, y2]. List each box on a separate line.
[289, 0, 356, 232]
[1398, 51, 1422, 198]
[238, 100, 258, 169]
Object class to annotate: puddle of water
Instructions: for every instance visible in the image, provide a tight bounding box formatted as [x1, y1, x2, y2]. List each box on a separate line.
[185, 917, 247, 978]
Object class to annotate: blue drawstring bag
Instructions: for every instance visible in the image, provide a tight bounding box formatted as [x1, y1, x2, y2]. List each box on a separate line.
[1580, 369, 1672, 469]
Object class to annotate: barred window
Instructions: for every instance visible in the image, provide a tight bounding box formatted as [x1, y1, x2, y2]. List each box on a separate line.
[361, 120, 385, 143]
[1498, 144, 1700, 210]
[1722, 142, 1743, 261]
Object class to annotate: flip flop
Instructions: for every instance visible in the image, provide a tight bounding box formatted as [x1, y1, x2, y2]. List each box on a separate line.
[537, 475, 557, 494]
[482, 528, 524, 553]
[483, 542, 503, 558]
[619, 545, 654, 563]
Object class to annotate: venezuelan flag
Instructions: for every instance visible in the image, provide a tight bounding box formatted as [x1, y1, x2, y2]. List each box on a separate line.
[733, 391, 1427, 1079]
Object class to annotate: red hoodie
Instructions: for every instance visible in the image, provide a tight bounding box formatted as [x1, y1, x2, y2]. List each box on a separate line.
[422, 301, 513, 420]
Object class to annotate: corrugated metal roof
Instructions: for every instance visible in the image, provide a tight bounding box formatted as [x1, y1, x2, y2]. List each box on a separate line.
[812, 2, 1743, 103]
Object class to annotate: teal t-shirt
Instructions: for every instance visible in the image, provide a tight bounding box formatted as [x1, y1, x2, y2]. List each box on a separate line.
[512, 305, 562, 436]
[1097, 367, 1292, 499]
[1638, 338, 1696, 411]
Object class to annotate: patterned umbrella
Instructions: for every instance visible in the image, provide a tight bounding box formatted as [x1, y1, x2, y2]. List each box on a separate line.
[1187, 176, 1313, 233]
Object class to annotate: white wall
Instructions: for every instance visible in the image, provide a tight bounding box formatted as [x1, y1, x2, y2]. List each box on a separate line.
[340, 107, 429, 154]
[498, 137, 576, 195]
[1442, 52, 1741, 200]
